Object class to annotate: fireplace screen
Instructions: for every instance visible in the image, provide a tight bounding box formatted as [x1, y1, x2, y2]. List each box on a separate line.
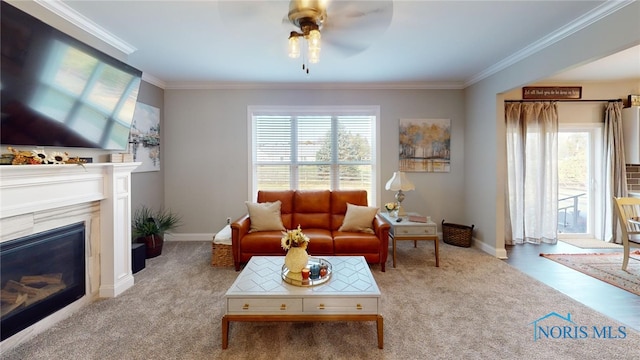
[1, 222, 86, 341]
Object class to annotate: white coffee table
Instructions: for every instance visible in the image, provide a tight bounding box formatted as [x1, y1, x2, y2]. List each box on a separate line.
[222, 256, 383, 349]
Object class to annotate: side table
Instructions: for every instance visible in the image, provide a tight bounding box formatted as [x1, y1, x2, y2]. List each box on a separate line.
[380, 212, 439, 268]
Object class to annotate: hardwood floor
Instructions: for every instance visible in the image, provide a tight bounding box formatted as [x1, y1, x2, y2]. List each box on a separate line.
[504, 240, 640, 332]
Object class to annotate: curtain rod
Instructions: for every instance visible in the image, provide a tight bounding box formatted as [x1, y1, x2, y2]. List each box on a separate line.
[504, 99, 622, 103]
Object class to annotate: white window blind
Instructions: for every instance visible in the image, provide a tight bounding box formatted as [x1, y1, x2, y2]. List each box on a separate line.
[249, 106, 378, 204]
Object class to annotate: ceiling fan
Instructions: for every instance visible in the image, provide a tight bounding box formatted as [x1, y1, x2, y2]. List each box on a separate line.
[285, 0, 394, 67]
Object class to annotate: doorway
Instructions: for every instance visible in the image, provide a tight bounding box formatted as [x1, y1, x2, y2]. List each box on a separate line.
[557, 124, 602, 239]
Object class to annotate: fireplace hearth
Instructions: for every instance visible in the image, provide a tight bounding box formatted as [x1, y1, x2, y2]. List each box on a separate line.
[1, 222, 86, 341]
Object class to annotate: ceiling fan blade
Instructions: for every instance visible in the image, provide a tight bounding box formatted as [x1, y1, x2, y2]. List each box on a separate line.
[321, 0, 393, 57]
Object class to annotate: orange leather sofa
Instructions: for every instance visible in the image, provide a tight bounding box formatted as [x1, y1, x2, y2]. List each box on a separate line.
[231, 190, 391, 271]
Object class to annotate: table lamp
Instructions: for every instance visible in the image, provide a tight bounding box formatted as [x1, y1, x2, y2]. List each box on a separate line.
[385, 171, 415, 216]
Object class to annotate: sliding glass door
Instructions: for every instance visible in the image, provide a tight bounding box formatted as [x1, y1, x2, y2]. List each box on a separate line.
[557, 125, 602, 238]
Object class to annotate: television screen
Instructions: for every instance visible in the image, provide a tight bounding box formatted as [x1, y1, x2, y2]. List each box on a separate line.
[1, 1, 142, 150]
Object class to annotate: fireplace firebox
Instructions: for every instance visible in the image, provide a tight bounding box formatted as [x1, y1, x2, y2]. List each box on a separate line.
[1, 222, 86, 341]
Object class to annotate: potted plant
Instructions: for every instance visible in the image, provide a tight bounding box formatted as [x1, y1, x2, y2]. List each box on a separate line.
[132, 205, 182, 258]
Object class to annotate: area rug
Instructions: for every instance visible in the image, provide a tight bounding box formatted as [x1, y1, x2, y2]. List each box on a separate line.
[540, 250, 640, 296]
[559, 238, 622, 249]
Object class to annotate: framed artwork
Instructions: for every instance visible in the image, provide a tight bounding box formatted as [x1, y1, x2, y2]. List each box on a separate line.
[522, 86, 582, 100]
[128, 102, 160, 172]
[399, 118, 450, 173]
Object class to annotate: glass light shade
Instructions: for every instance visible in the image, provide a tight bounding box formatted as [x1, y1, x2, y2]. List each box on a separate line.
[288, 36, 300, 58]
[308, 29, 321, 49]
[308, 47, 320, 63]
[385, 171, 415, 191]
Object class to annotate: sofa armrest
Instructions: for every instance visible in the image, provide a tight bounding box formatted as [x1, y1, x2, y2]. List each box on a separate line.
[373, 214, 390, 271]
[231, 214, 251, 271]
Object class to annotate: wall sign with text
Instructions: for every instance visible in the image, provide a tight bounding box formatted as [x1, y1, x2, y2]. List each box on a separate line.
[522, 86, 582, 100]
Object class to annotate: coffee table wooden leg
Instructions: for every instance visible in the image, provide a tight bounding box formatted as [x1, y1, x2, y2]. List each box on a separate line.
[222, 315, 229, 349]
[377, 315, 384, 349]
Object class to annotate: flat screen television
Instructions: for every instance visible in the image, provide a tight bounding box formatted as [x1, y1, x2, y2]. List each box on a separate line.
[1, 1, 142, 150]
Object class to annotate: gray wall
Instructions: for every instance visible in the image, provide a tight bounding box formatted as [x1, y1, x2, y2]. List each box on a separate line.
[164, 89, 465, 238]
[464, 1, 640, 257]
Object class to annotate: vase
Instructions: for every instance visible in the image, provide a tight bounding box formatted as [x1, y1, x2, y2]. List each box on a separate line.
[284, 247, 309, 273]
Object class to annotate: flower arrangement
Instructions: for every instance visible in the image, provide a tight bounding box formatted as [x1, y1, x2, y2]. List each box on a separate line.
[281, 225, 310, 251]
[384, 202, 398, 212]
[5, 147, 86, 165]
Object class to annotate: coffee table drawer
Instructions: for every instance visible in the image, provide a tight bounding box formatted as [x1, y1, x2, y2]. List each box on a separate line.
[303, 297, 378, 314]
[228, 298, 303, 314]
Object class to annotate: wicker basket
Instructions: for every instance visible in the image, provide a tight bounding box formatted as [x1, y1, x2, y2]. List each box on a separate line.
[211, 243, 234, 267]
[441, 220, 474, 247]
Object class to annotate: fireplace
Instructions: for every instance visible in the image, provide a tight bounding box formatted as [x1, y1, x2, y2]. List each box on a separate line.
[1, 222, 86, 341]
[0, 163, 138, 350]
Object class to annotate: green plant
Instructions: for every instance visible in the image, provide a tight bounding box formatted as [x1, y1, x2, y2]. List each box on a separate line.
[132, 205, 182, 239]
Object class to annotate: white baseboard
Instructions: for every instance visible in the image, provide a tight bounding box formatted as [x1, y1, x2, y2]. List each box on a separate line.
[473, 237, 508, 259]
[164, 233, 215, 242]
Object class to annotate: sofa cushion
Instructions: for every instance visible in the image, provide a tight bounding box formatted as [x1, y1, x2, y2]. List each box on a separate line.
[292, 190, 331, 230]
[240, 231, 285, 254]
[333, 232, 381, 253]
[257, 190, 294, 229]
[330, 190, 369, 230]
[301, 229, 334, 255]
[338, 203, 378, 234]
[245, 200, 286, 232]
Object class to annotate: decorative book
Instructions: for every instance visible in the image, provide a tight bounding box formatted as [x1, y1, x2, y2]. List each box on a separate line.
[408, 215, 428, 223]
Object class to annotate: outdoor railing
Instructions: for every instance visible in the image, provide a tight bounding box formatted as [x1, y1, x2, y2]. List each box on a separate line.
[558, 193, 585, 232]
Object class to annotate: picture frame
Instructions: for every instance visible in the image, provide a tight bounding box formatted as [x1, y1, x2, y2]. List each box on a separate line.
[629, 94, 640, 107]
[399, 118, 450, 173]
[128, 102, 160, 173]
[522, 86, 582, 100]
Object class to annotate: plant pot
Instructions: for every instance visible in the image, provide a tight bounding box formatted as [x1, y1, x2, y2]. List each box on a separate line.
[138, 234, 164, 258]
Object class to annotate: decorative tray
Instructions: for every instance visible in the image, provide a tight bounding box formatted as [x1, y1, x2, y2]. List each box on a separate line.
[281, 257, 332, 287]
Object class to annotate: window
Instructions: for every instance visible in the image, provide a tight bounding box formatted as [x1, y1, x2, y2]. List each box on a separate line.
[249, 106, 379, 204]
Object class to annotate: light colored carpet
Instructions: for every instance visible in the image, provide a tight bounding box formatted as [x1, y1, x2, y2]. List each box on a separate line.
[3, 241, 640, 360]
[559, 238, 623, 249]
[540, 250, 640, 296]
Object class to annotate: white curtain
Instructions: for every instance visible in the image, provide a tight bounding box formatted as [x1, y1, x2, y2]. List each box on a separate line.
[505, 102, 559, 245]
[602, 101, 627, 243]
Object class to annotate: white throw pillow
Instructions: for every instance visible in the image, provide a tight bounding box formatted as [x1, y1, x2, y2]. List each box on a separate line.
[338, 203, 378, 234]
[245, 200, 286, 233]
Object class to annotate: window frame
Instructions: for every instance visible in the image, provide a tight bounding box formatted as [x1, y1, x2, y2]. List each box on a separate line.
[247, 105, 381, 205]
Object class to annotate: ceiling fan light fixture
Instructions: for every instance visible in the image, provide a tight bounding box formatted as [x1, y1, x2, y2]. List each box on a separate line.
[288, 33, 301, 58]
[286, 0, 327, 73]
[307, 29, 321, 49]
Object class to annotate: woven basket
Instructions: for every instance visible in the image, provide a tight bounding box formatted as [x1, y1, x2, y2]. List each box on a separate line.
[441, 220, 474, 247]
[211, 243, 234, 267]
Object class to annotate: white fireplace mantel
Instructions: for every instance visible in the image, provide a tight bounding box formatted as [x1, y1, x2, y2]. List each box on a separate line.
[0, 163, 140, 298]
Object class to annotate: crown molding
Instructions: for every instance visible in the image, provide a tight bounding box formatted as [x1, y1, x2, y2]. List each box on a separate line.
[164, 81, 465, 91]
[141, 73, 167, 89]
[464, 0, 635, 87]
[34, 0, 137, 55]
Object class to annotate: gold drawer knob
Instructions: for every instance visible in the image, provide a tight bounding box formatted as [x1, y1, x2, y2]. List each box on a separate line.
[318, 304, 325, 310]
[242, 304, 249, 310]
[280, 304, 287, 310]
[356, 304, 363, 310]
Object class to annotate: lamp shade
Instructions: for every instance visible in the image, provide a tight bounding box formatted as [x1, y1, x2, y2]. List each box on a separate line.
[385, 171, 415, 191]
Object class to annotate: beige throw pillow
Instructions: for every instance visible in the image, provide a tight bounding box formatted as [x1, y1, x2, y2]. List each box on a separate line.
[245, 200, 286, 233]
[338, 203, 378, 234]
